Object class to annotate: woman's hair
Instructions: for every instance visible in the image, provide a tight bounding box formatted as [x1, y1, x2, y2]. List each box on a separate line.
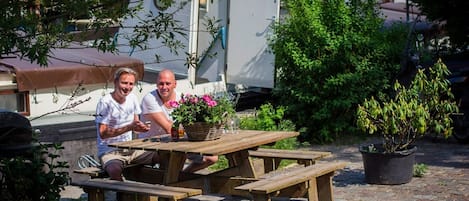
[114, 67, 138, 81]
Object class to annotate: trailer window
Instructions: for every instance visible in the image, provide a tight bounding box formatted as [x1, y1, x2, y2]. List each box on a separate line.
[0, 90, 30, 116]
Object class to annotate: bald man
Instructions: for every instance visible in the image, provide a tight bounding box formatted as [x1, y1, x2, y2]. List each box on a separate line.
[140, 69, 218, 173]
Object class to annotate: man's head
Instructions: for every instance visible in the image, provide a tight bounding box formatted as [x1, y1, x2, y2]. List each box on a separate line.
[156, 69, 177, 101]
[113, 67, 138, 99]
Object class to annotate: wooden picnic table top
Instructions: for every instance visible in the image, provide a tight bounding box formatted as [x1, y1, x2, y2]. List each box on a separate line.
[109, 130, 299, 156]
[109, 130, 299, 189]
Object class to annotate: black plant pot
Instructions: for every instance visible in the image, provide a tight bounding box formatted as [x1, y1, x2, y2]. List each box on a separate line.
[359, 144, 417, 185]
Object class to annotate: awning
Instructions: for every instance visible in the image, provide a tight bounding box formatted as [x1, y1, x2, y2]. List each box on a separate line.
[0, 48, 144, 92]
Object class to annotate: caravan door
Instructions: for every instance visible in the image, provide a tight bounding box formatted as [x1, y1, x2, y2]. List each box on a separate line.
[226, 0, 279, 88]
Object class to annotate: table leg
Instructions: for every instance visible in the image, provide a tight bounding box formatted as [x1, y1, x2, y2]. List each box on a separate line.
[224, 150, 257, 178]
[162, 152, 186, 184]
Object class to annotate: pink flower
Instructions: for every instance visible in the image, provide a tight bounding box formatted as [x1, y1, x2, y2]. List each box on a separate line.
[207, 100, 217, 107]
[168, 100, 179, 108]
[202, 95, 213, 103]
[190, 96, 199, 103]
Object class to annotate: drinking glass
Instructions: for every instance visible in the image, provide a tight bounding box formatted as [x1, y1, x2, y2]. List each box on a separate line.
[227, 115, 240, 134]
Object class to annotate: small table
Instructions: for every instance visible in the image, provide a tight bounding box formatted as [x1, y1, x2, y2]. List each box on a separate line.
[109, 130, 299, 187]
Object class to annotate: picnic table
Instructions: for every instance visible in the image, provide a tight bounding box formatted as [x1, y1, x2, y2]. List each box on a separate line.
[75, 130, 345, 201]
[109, 130, 299, 186]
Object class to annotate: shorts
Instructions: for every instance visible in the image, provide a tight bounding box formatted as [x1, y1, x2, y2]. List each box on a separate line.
[100, 149, 157, 169]
[187, 154, 204, 164]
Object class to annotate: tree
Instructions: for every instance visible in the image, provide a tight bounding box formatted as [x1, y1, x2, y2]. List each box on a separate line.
[271, 0, 408, 143]
[411, 0, 468, 51]
[0, 0, 190, 66]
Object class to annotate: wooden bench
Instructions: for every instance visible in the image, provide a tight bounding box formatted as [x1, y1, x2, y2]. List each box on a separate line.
[248, 148, 332, 173]
[235, 162, 347, 201]
[74, 167, 107, 178]
[73, 163, 148, 179]
[71, 178, 202, 201]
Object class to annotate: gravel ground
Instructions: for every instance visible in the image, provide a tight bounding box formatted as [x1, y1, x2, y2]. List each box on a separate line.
[60, 136, 469, 201]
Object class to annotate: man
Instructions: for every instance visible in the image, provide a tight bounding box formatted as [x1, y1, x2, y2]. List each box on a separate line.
[140, 69, 218, 173]
[95, 67, 159, 181]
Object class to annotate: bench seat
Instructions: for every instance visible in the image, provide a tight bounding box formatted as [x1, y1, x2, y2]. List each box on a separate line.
[74, 167, 106, 178]
[235, 162, 347, 201]
[72, 178, 202, 201]
[248, 148, 332, 173]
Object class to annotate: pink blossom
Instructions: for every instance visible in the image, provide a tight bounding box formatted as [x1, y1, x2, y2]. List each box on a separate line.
[190, 96, 199, 104]
[207, 100, 217, 107]
[168, 100, 179, 108]
[202, 95, 213, 103]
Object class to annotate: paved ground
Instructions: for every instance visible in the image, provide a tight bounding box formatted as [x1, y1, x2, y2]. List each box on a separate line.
[319, 136, 469, 201]
[60, 136, 469, 201]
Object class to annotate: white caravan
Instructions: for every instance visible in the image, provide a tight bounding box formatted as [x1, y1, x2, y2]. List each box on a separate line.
[0, 0, 279, 130]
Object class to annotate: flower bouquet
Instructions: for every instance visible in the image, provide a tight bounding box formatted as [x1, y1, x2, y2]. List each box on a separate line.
[169, 93, 236, 141]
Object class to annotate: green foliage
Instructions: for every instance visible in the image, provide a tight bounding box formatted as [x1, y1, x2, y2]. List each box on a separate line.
[0, 138, 70, 201]
[413, 163, 428, 177]
[0, 0, 132, 65]
[357, 59, 458, 153]
[0, 0, 207, 67]
[240, 103, 296, 131]
[207, 155, 228, 171]
[271, 0, 408, 143]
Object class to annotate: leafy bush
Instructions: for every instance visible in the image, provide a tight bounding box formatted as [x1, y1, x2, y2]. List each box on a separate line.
[0, 137, 69, 201]
[357, 59, 458, 152]
[271, 0, 408, 143]
[240, 103, 295, 131]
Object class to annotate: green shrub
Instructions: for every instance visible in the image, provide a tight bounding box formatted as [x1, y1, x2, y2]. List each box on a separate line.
[0, 137, 69, 201]
[271, 0, 408, 143]
[240, 103, 295, 131]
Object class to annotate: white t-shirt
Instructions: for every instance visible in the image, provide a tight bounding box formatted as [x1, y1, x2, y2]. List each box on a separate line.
[139, 90, 181, 138]
[95, 93, 141, 157]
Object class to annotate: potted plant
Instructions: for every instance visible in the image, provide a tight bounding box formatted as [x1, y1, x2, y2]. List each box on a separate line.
[170, 93, 236, 141]
[356, 59, 458, 184]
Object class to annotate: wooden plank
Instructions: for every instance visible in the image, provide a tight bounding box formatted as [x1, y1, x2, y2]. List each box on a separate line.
[109, 130, 299, 156]
[235, 162, 346, 194]
[72, 178, 202, 200]
[249, 149, 332, 173]
[73, 167, 103, 177]
[189, 132, 299, 156]
[249, 148, 331, 160]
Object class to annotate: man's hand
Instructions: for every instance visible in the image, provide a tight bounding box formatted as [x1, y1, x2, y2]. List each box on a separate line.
[132, 120, 150, 132]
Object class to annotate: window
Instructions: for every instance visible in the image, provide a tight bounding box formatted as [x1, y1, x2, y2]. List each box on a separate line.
[199, 0, 208, 12]
[0, 90, 30, 116]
